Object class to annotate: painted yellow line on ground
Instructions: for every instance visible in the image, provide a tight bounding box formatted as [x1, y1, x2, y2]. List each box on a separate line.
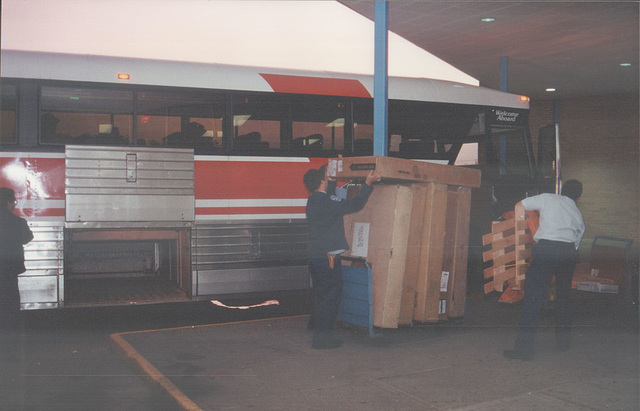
[109, 315, 310, 410]
[109, 333, 202, 411]
[115, 314, 310, 337]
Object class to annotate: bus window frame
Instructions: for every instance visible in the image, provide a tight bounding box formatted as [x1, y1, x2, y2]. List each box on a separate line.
[0, 82, 18, 145]
[5, 79, 534, 176]
[37, 82, 135, 147]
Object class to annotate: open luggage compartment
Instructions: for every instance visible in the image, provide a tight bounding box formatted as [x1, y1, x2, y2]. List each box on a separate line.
[64, 228, 191, 306]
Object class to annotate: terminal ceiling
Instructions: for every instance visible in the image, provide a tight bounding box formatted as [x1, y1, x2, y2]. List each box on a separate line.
[341, 1, 639, 101]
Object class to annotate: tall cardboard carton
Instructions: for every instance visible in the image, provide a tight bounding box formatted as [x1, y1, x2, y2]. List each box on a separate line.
[335, 156, 478, 327]
[344, 184, 414, 329]
[398, 184, 428, 325]
[412, 184, 472, 322]
[413, 182, 449, 322]
[440, 186, 472, 320]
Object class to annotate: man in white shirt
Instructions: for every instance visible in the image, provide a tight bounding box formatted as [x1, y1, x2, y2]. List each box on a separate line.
[504, 180, 585, 360]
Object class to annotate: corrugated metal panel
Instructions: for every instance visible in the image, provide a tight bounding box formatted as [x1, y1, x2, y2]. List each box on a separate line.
[66, 146, 194, 224]
[192, 221, 310, 296]
[20, 221, 64, 310]
[192, 222, 308, 269]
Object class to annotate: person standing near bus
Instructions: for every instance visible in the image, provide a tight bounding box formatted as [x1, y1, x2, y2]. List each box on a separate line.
[504, 179, 585, 360]
[0, 188, 34, 329]
[304, 167, 380, 349]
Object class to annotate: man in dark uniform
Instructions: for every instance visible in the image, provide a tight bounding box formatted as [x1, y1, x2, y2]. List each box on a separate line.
[0, 188, 34, 328]
[304, 167, 380, 349]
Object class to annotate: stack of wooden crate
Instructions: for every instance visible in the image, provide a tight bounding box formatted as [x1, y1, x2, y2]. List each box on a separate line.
[481, 204, 533, 293]
[328, 156, 480, 328]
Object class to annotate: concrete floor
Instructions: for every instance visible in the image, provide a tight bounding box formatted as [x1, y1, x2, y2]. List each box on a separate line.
[0, 292, 637, 410]
[109, 293, 639, 410]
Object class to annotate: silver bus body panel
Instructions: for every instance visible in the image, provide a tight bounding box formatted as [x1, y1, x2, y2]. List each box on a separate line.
[192, 220, 310, 297]
[194, 265, 310, 296]
[65, 145, 194, 226]
[20, 221, 64, 309]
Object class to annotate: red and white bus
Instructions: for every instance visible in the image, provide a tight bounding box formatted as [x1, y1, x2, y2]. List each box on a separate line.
[1, 50, 537, 309]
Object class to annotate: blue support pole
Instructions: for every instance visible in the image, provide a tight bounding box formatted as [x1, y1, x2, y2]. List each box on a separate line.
[500, 56, 509, 92]
[499, 56, 508, 174]
[373, 1, 389, 157]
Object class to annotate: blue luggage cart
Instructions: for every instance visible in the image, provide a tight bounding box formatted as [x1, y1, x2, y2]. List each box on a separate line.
[337, 257, 375, 337]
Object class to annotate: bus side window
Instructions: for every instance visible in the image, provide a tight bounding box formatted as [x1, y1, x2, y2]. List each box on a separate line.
[40, 87, 133, 146]
[399, 138, 435, 156]
[164, 121, 216, 150]
[291, 134, 323, 151]
[354, 138, 373, 155]
[234, 131, 269, 150]
[1, 83, 17, 144]
[138, 90, 222, 150]
[290, 97, 346, 155]
[232, 95, 280, 152]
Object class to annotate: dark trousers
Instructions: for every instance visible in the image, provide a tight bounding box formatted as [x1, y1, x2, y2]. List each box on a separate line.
[309, 254, 343, 343]
[0, 273, 21, 329]
[515, 240, 577, 354]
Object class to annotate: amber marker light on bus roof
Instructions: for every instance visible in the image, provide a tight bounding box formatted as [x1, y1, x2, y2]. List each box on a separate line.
[117, 73, 131, 80]
[519, 96, 530, 102]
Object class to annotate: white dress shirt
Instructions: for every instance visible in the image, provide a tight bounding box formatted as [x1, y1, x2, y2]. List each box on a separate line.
[521, 193, 585, 249]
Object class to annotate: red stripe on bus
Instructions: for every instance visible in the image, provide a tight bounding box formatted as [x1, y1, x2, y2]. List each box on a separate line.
[260, 74, 371, 98]
[16, 208, 65, 218]
[196, 206, 305, 215]
[0, 157, 66, 200]
[195, 158, 326, 200]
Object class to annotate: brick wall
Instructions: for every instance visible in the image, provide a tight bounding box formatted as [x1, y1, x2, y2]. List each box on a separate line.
[528, 94, 639, 244]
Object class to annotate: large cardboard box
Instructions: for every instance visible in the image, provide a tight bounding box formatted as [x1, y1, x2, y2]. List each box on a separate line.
[343, 184, 415, 329]
[397, 184, 428, 325]
[337, 158, 476, 328]
[343, 182, 471, 327]
[412, 182, 449, 322]
[437, 185, 472, 320]
[327, 156, 481, 188]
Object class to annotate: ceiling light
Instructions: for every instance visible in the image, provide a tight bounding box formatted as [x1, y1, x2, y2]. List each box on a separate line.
[480, 17, 496, 22]
[546, 88, 556, 92]
[620, 63, 631, 67]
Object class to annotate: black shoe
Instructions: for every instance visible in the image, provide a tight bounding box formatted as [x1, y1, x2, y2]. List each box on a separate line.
[312, 338, 343, 350]
[503, 349, 534, 361]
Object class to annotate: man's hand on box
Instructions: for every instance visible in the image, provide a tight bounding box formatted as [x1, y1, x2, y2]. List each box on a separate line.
[365, 170, 381, 185]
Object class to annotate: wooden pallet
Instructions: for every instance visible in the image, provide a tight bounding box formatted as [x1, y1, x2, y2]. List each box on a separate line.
[482, 204, 533, 293]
